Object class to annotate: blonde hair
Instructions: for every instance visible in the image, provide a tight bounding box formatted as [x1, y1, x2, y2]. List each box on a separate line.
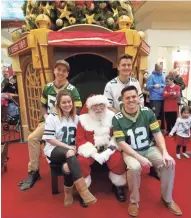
[55, 90, 76, 121]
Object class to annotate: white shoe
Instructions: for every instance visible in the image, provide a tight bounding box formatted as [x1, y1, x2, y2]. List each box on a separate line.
[182, 153, 190, 158]
[176, 154, 181, 159]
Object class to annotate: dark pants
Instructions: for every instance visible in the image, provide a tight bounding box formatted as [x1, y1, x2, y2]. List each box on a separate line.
[150, 100, 164, 129]
[164, 112, 177, 133]
[49, 146, 82, 187]
[176, 145, 187, 154]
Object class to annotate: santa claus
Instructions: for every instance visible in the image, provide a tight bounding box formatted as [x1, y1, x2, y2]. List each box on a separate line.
[76, 94, 126, 205]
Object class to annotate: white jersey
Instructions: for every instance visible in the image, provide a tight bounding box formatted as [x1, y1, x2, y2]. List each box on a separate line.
[104, 77, 144, 111]
[42, 113, 79, 160]
[170, 117, 191, 138]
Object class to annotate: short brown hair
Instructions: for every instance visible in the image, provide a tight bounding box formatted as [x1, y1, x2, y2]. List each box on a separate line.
[55, 90, 76, 121]
[118, 54, 133, 65]
[121, 85, 138, 97]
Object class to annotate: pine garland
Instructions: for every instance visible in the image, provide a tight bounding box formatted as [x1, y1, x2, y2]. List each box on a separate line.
[21, 0, 135, 31]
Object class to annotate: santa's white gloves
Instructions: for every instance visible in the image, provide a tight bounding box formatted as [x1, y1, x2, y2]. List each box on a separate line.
[91, 149, 115, 165]
[91, 153, 105, 165]
[78, 142, 97, 158]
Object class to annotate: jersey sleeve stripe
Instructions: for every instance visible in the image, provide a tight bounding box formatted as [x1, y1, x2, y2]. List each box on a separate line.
[149, 121, 160, 130]
[43, 133, 55, 136]
[44, 130, 55, 133]
[41, 96, 47, 104]
[113, 130, 125, 138]
[74, 101, 82, 107]
[107, 98, 113, 102]
[139, 93, 144, 97]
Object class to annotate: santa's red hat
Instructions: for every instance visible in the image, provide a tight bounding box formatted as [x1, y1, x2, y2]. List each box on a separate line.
[80, 94, 109, 115]
[86, 95, 109, 109]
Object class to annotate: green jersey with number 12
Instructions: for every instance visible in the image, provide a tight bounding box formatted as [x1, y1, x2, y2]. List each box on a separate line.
[112, 107, 160, 150]
[42, 113, 79, 160]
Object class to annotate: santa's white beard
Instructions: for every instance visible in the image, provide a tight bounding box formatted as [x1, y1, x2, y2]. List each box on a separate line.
[89, 108, 107, 121]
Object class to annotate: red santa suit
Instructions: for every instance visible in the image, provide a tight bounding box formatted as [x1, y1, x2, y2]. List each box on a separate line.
[76, 95, 126, 188]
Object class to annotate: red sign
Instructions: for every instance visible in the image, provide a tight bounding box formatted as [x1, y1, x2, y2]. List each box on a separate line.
[174, 61, 190, 87]
[8, 37, 28, 56]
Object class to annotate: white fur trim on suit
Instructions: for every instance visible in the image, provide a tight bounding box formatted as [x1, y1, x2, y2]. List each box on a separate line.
[85, 175, 91, 188]
[109, 171, 126, 186]
[78, 142, 97, 158]
[86, 95, 109, 109]
[79, 109, 115, 150]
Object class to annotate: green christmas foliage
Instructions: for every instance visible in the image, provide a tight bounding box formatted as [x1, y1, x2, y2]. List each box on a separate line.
[21, 0, 135, 32]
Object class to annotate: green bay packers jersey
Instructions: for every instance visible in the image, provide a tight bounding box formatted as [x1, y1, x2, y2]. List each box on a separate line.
[104, 77, 144, 110]
[41, 82, 82, 113]
[42, 113, 79, 159]
[112, 107, 160, 150]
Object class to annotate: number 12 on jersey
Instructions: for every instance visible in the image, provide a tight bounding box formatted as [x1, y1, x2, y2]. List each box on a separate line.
[127, 127, 149, 149]
[62, 127, 76, 145]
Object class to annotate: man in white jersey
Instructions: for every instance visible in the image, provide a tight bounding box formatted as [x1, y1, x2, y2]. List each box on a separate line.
[104, 54, 144, 114]
[18, 60, 82, 191]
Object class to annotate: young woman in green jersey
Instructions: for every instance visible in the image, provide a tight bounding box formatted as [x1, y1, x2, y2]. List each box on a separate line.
[42, 90, 96, 207]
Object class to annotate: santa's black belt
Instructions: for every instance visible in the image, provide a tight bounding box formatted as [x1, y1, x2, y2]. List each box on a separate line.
[134, 146, 150, 151]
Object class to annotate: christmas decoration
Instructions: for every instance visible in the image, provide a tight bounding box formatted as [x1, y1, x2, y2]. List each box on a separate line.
[107, 17, 114, 26]
[21, 1, 136, 32]
[55, 0, 61, 8]
[68, 17, 76, 25]
[99, 2, 107, 9]
[87, 2, 95, 11]
[56, 18, 63, 27]
[42, 2, 54, 16]
[60, 2, 66, 9]
[112, 8, 118, 17]
[57, 5, 71, 19]
[11, 30, 22, 42]
[84, 14, 96, 24]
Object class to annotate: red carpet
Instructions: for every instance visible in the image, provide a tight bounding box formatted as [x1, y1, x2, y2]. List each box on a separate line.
[2, 137, 191, 218]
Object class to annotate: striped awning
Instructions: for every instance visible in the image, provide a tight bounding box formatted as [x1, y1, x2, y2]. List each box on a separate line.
[48, 31, 127, 47]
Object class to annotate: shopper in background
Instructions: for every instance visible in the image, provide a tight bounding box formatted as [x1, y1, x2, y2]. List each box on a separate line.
[163, 75, 180, 134]
[142, 71, 150, 107]
[1, 72, 9, 91]
[147, 63, 166, 129]
[169, 69, 185, 105]
[2, 75, 18, 94]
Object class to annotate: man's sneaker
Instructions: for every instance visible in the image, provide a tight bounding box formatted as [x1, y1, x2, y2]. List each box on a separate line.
[128, 203, 139, 217]
[176, 154, 181, 159]
[19, 171, 41, 191]
[162, 198, 182, 216]
[182, 153, 190, 158]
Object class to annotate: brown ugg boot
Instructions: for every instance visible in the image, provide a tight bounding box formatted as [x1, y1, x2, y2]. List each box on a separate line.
[74, 178, 97, 205]
[64, 185, 74, 207]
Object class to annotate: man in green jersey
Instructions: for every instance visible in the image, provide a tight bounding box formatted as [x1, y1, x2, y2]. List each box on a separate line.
[19, 60, 82, 191]
[112, 85, 182, 217]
